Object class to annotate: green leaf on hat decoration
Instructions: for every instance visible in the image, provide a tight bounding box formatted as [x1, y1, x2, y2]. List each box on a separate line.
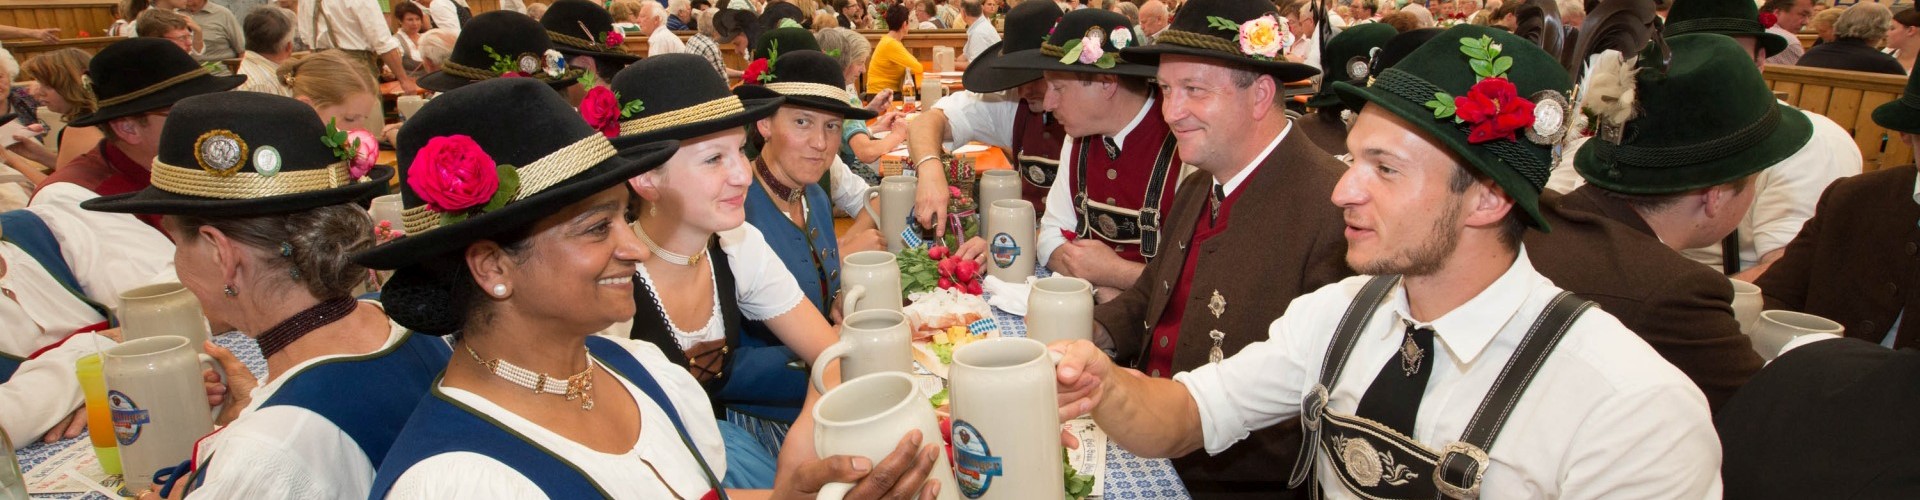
[579, 71, 597, 87]
[620, 98, 646, 119]
[1059, 39, 1085, 65]
[483, 46, 517, 75]
[1093, 53, 1117, 69]
[1205, 16, 1241, 32]
[1426, 93, 1457, 120]
[322, 118, 356, 162]
[482, 164, 521, 214]
[441, 211, 468, 226]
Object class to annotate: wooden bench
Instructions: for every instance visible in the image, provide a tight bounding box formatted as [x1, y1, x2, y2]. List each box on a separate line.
[1764, 64, 1911, 172]
[4, 36, 125, 70]
[0, 0, 117, 41]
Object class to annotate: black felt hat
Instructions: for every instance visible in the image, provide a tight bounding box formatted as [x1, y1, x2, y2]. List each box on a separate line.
[1663, 0, 1788, 56]
[83, 92, 391, 216]
[1307, 22, 1398, 109]
[69, 38, 246, 127]
[1118, 0, 1320, 82]
[995, 9, 1157, 79]
[751, 26, 820, 60]
[1376, 28, 1445, 71]
[962, 0, 1065, 93]
[542, 0, 640, 63]
[352, 78, 677, 272]
[608, 53, 785, 147]
[419, 11, 586, 92]
[735, 50, 879, 120]
[1874, 66, 1920, 135]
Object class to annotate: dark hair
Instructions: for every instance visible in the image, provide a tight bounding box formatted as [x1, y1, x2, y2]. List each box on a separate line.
[1382, 11, 1422, 32]
[393, 1, 426, 23]
[243, 7, 293, 54]
[761, 1, 809, 31]
[886, 1, 912, 28]
[963, 0, 983, 17]
[385, 226, 537, 336]
[693, 0, 713, 9]
[135, 8, 191, 38]
[170, 204, 375, 301]
[1759, 0, 1799, 14]
[119, 0, 151, 22]
[1599, 174, 1758, 214]
[1445, 163, 1529, 246]
[1897, 7, 1920, 29]
[918, 0, 938, 18]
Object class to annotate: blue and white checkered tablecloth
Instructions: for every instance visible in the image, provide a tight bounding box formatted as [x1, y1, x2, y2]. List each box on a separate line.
[17, 332, 266, 499]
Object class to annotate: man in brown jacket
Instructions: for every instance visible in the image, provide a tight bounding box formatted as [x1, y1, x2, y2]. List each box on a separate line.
[1098, 0, 1351, 495]
[1524, 34, 1795, 409]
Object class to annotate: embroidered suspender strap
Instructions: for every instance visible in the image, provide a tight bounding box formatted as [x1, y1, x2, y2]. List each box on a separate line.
[1072, 137, 1095, 239]
[1136, 132, 1178, 260]
[586, 336, 730, 499]
[1287, 274, 1402, 488]
[1433, 291, 1591, 499]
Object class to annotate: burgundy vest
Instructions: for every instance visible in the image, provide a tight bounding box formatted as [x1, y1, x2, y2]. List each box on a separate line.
[1066, 103, 1182, 263]
[1009, 98, 1065, 211]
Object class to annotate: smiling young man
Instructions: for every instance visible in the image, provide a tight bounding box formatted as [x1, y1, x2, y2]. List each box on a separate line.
[1052, 24, 1721, 498]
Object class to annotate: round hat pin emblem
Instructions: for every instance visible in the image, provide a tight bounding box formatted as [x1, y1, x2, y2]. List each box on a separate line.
[517, 54, 542, 74]
[253, 146, 283, 177]
[195, 130, 249, 176]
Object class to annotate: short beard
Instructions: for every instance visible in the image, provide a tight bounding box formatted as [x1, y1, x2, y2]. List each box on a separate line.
[1350, 196, 1464, 277]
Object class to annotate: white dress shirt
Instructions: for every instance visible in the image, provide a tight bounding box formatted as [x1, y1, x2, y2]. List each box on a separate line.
[236, 51, 293, 96]
[614, 223, 808, 348]
[28, 184, 180, 309]
[1766, 25, 1806, 66]
[428, 0, 467, 33]
[1679, 108, 1860, 271]
[1037, 96, 1157, 267]
[296, 0, 402, 55]
[190, 320, 422, 499]
[648, 25, 689, 57]
[384, 337, 727, 499]
[963, 16, 1001, 61]
[1177, 250, 1724, 498]
[931, 90, 1021, 151]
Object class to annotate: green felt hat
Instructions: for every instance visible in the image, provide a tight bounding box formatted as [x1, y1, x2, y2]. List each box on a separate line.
[1574, 34, 1811, 194]
[1307, 23, 1399, 109]
[1664, 0, 1787, 57]
[1334, 25, 1575, 230]
[1872, 68, 1920, 135]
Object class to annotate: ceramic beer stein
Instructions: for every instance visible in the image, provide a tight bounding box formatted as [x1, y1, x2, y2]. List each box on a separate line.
[877, 176, 918, 253]
[117, 282, 212, 354]
[1027, 276, 1094, 344]
[948, 337, 1064, 499]
[984, 200, 1037, 283]
[1751, 310, 1845, 361]
[102, 335, 222, 493]
[1729, 279, 1762, 335]
[811, 309, 915, 392]
[812, 372, 961, 500]
[976, 170, 1022, 236]
[841, 251, 904, 318]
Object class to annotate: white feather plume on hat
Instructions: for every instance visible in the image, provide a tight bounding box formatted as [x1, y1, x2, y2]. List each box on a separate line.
[1575, 49, 1639, 143]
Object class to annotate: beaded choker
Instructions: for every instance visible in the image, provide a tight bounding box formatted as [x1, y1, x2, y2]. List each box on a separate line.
[635, 223, 707, 266]
[755, 158, 804, 203]
[254, 297, 359, 359]
[465, 344, 598, 410]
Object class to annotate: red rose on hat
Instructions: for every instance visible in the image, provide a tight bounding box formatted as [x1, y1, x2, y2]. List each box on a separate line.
[1759, 12, 1778, 29]
[1453, 77, 1536, 144]
[742, 58, 771, 85]
[580, 86, 621, 138]
[408, 135, 501, 213]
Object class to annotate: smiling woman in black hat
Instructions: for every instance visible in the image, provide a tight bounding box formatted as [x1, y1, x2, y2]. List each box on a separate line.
[360, 77, 940, 499]
[79, 91, 444, 500]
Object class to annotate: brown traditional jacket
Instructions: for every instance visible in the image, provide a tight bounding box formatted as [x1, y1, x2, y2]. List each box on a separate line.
[1094, 125, 1350, 490]
[1296, 110, 1351, 156]
[1755, 165, 1920, 350]
[1524, 186, 1763, 411]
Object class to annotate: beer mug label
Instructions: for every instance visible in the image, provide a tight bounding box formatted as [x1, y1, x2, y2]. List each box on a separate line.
[951, 420, 1003, 498]
[108, 390, 150, 445]
[990, 233, 1021, 269]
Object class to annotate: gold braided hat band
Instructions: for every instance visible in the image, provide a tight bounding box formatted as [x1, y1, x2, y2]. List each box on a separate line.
[764, 82, 855, 103]
[1152, 29, 1248, 57]
[548, 30, 628, 54]
[150, 159, 350, 200]
[1041, 42, 1071, 58]
[438, 61, 585, 84]
[96, 67, 213, 108]
[619, 96, 747, 136]
[400, 133, 618, 234]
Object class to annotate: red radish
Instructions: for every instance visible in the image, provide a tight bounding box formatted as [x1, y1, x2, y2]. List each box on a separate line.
[928, 245, 949, 260]
[939, 277, 954, 289]
[958, 260, 977, 277]
[967, 282, 983, 295]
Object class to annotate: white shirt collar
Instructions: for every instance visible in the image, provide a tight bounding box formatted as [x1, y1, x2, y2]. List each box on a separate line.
[1912, 169, 1919, 206]
[1105, 95, 1157, 154]
[1215, 120, 1292, 197]
[1384, 247, 1543, 365]
[970, 16, 990, 30]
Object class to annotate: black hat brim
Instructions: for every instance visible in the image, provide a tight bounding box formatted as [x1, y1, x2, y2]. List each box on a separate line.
[1120, 44, 1322, 83]
[83, 166, 397, 217]
[734, 85, 878, 120]
[993, 48, 1160, 80]
[1874, 98, 1920, 135]
[552, 44, 642, 63]
[351, 140, 678, 270]
[69, 74, 247, 127]
[962, 41, 1044, 93]
[418, 69, 584, 93]
[612, 96, 784, 148]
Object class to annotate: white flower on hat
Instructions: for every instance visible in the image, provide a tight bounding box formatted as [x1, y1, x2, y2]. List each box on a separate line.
[1110, 26, 1133, 50]
[543, 49, 568, 78]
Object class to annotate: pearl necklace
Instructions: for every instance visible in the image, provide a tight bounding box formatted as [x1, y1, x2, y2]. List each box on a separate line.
[465, 344, 598, 410]
[634, 223, 707, 266]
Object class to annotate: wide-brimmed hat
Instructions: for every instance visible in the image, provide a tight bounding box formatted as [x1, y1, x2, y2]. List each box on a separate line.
[1874, 66, 1920, 135]
[83, 92, 392, 216]
[419, 11, 586, 92]
[1119, 0, 1319, 82]
[736, 50, 879, 120]
[542, 0, 639, 63]
[353, 78, 677, 273]
[606, 53, 785, 147]
[1334, 25, 1576, 229]
[1307, 23, 1398, 109]
[1664, 0, 1787, 57]
[963, 0, 1065, 93]
[1574, 34, 1811, 194]
[995, 9, 1157, 80]
[1375, 28, 1444, 72]
[69, 38, 245, 127]
[751, 26, 820, 60]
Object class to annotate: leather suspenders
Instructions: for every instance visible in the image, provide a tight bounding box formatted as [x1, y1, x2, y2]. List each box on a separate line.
[1071, 132, 1179, 260]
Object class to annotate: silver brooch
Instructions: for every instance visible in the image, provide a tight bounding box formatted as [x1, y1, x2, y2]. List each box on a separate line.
[194, 130, 248, 176]
[253, 146, 282, 177]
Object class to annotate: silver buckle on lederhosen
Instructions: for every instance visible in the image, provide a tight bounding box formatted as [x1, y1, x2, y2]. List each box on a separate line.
[1020, 156, 1059, 188]
[1435, 441, 1490, 499]
[1137, 206, 1160, 259]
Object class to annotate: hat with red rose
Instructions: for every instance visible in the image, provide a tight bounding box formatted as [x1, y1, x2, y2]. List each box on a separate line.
[1663, 0, 1788, 57]
[419, 11, 587, 92]
[1117, 0, 1320, 82]
[602, 53, 785, 147]
[993, 8, 1158, 79]
[542, 0, 639, 63]
[1333, 24, 1576, 229]
[82, 91, 391, 217]
[1573, 34, 1811, 194]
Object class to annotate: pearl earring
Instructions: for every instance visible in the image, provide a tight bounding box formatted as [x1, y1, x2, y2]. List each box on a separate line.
[223, 285, 237, 297]
[491, 284, 508, 297]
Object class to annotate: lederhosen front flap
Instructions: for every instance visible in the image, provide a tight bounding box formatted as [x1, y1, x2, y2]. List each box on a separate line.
[370, 336, 727, 499]
[1011, 101, 1063, 192]
[1289, 276, 1594, 499]
[1072, 133, 1178, 259]
[630, 236, 743, 407]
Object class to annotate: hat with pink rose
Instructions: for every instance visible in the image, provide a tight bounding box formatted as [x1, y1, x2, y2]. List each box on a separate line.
[1117, 0, 1321, 82]
[993, 9, 1159, 79]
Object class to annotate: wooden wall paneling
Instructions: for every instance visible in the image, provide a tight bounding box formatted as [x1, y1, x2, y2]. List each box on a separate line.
[1798, 85, 1833, 117]
[1856, 91, 1897, 171]
[1773, 81, 1802, 105]
[1827, 87, 1864, 131]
